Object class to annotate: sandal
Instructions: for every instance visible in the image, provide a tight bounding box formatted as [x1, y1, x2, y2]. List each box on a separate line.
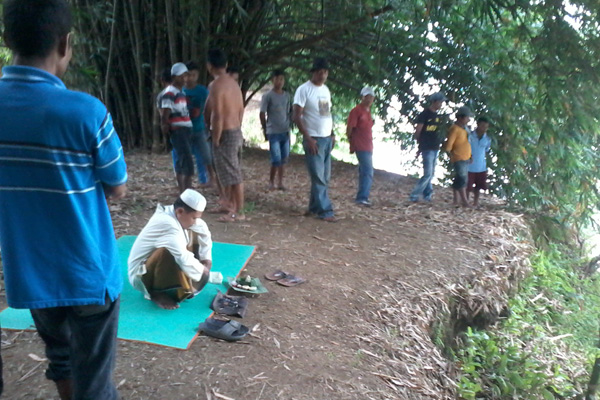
[277, 275, 306, 287]
[197, 317, 249, 342]
[264, 270, 291, 281]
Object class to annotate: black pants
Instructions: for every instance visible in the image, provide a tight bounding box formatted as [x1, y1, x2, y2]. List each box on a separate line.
[30, 296, 120, 400]
[170, 128, 194, 176]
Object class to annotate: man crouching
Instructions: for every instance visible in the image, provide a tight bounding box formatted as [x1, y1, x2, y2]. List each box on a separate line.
[128, 189, 214, 309]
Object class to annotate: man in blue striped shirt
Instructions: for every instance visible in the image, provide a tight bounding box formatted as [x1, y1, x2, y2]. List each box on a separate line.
[0, 1, 127, 398]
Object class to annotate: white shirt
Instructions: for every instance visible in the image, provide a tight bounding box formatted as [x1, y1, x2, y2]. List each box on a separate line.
[127, 204, 212, 298]
[293, 80, 332, 137]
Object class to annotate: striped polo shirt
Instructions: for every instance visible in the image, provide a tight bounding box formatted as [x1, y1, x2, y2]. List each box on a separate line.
[160, 85, 193, 129]
[0, 66, 128, 309]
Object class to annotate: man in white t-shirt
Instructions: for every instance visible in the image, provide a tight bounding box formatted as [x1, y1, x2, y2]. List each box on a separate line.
[293, 58, 336, 222]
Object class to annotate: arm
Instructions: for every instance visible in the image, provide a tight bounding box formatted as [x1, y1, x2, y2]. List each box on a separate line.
[346, 108, 358, 153]
[444, 127, 457, 153]
[158, 228, 207, 282]
[103, 183, 127, 200]
[160, 108, 171, 136]
[293, 104, 318, 155]
[259, 112, 268, 140]
[414, 123, 424, 141]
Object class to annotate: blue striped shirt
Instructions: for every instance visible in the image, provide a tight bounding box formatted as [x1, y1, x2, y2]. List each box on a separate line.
[0, 66, 127, 309]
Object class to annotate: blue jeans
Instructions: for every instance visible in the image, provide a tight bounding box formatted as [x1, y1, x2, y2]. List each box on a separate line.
[30, 296, 120, 400]
[355, 151, 373, 202]
[268, 132, 290, 167]
[172, 132, 209, 183]
[303, 136, 334, 219]
[410, 150, 439, 201]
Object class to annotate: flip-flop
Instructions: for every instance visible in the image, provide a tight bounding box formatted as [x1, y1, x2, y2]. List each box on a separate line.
[217, 213, 237, 223]
[264, 270, 291, 281]
[277, 275, 306, 287]
[197, 317, 249, 342]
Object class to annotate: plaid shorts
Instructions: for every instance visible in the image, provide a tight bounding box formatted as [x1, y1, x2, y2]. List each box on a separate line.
[213, 128, 243, 186]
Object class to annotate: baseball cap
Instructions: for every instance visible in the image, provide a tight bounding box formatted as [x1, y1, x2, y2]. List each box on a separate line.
[171, 62, 188, 77]
[179, 189, 207, 212]
[429, 92, 447, 102]
[456, 106, 473, 117]
[360, 86, 375, 97]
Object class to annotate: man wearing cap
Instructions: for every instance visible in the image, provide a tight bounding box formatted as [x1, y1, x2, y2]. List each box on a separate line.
[409, 92, 447, 202]
[128, 189, 214, 310]
[205, 48, 246, 222]
[347, 86, 376, 206]
[293, 57, 336, 222]
[260, 69, 292, 190]
[0, 1, 127, 398]
[161, 62, 195, 193]
[467, 116, 492, 207]
[444, 106, 473, 207]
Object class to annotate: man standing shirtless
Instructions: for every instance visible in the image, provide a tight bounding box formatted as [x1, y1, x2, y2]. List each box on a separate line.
[205, 49, 245, 222]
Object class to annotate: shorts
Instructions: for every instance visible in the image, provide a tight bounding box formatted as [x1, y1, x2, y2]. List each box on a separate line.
[452, 160, 469, 189]
[268, 132, 290, 167]
[170, 127, 194, 176]
[213, 128, 244, 186]
[468, 171, 488, 191]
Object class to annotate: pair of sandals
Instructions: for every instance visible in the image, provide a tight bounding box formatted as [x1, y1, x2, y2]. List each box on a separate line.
[198, 317, 249, 342]
[210, 290, 249, 318]
[264, 270, 306, 287]
[199, 291, 251, 341]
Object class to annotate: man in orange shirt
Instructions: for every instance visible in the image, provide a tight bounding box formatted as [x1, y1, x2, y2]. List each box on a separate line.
[346, 86, 375, 206]
[444, 106, 473, 207]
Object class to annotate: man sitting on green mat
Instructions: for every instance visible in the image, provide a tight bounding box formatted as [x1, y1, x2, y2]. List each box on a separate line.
[128, 189, 216, 309]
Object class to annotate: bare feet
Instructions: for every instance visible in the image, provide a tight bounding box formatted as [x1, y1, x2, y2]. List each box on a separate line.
[217, 213, 237, 223]
[150, 292, 179, 310]
[208, 206, 232, 214]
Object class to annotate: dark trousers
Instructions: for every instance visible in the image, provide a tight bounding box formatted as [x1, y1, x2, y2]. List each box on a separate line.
[0, 325, 3, 396]
[30, 297, 120, 400]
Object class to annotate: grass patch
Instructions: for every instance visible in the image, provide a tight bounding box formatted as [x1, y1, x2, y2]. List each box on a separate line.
[455, 246, 600, 399]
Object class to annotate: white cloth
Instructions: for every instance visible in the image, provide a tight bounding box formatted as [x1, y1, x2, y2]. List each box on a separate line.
[293, 80, 332, 137]
[127, 204, 212, 298]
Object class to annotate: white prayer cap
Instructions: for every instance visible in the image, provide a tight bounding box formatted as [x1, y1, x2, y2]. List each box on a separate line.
[360, 86, 375, 97]
[180, 189, 206, 212]
[171, 62, 188, 77]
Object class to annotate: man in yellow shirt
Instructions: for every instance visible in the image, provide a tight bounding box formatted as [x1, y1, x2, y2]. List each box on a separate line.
[444, 106, 473, 207]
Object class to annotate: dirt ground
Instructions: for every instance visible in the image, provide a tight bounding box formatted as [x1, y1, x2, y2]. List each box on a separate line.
[0, 147, 522, 399]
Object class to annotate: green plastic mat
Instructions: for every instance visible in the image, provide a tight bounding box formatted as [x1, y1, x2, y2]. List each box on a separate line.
[0, 235, 255, 349]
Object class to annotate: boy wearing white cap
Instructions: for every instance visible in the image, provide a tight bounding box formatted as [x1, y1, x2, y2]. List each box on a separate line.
[128, 189, 215, 309]
[346, 86, 375, 206]
[160, 62, 195, 193]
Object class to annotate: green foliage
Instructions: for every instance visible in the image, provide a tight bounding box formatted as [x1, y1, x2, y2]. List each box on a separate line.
[455, 248, 600, 399]
[64, 0, 600, 227]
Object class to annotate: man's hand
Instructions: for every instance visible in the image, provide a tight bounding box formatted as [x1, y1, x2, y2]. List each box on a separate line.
[331, 134, 336, 150]
[103, 183, 127, 200]
[305, 136, 318, 155]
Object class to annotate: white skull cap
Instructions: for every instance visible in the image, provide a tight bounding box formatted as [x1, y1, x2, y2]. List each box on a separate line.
[179, 189, 206, 212]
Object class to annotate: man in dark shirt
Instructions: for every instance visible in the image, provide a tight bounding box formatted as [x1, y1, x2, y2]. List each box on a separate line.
[409, 92, 446, 202]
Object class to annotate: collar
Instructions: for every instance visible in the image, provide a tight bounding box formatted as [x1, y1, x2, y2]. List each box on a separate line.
[1, 65, 66, 89]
